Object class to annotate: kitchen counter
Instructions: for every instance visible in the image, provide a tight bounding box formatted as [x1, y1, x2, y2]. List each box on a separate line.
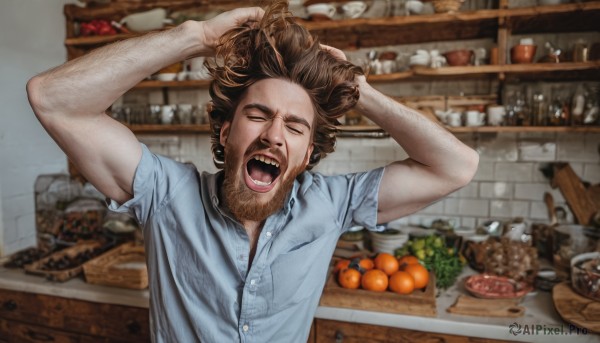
[0, 267, 598, 343]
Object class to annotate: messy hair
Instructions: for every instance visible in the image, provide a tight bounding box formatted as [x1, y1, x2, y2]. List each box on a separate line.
[207, 0, 363, 169]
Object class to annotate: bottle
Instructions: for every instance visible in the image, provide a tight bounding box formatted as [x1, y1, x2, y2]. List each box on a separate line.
[532, 93, 547, 126]
[571, 85, 587, 126]
[514, 91, 531, 126]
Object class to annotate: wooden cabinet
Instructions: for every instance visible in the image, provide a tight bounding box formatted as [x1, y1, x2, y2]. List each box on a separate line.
[313, 319, 513, 343]
[62, 1, 600, 135]
[0, 289, 150, 342]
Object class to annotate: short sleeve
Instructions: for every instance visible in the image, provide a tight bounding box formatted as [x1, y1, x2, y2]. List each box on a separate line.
[311, 167, 385, 233]
[106, 143, 195, 227]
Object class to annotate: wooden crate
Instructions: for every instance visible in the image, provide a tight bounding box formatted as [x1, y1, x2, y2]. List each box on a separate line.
[83, 242, 148, 289]
[24, 241, 103, 282]
[319, 271, 437, 317]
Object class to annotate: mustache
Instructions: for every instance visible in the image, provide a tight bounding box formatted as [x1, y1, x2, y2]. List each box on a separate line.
[245, 139, 287, 168]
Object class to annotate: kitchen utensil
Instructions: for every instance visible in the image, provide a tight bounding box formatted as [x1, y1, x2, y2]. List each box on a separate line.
[553, 225, 599, 277]
[342, 1, 367, 19]
[571, 252, 600, 301]
[120, 8, 172, 32]
[511, 44, 537, 64]
[551, 163, 598, 225]
[447, 295, 525, 317]
[432, 0, 465, 13]
[464, 274, 533, 299]
[465, 110, 485, 127]
[553, 282, 600, 334]
[544, 192, 558, 225]
[443, 50, 474, 66]
[306, 3, 336, 20]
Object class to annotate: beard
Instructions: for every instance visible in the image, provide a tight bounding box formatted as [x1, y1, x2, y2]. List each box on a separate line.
[221, 139, 307, 222]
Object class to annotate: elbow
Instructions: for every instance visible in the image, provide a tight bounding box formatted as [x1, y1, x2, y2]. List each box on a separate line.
[455, 148, 479, 189]
[26, 75, 47, 119]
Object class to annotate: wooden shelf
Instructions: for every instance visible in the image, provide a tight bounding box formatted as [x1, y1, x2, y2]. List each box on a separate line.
[63, 3, 600, 49]
[449, 126, 600, 133]
[411, 61, 600, 76]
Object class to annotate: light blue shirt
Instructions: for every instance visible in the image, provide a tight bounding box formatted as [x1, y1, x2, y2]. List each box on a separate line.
[109, 144, 384, 343]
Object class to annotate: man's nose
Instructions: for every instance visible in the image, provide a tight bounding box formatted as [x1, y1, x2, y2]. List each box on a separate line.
[260, 116, 284, 147]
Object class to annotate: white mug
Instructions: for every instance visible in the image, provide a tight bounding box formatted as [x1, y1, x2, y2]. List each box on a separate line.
[446, 112, 462, 127]
[161, 105, 175, 124]
[342, 1, 367, 19]
[306, 4, 337, 19]
[188, 57, 206, 72]
[487, 105, 506, 126]
[466, 110, 485, 127]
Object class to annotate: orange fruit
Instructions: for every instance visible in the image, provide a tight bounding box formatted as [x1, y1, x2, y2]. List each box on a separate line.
[359, 258, 375, 271]
[338, 268, 361, 289]
[361, 269, 389, 292]
[334, 259, 351, 274]
[374, 253, 399, 276]
[389, 271, 415, 295]
[398, 255, 420, 268]
[403, 263, 429, 289]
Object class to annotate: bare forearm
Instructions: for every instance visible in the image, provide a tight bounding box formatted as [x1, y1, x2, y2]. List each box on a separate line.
[31, 21, 204, 117]
[357, 81, 479, 184]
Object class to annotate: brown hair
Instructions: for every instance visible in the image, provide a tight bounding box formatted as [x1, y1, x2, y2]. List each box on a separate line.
[207, 0, 363, 169]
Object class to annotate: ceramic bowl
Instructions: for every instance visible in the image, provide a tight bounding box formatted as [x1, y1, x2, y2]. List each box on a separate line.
[156, 73, 177, 81]
[510, 44, 537, 64]
[443, 49, 474, 66]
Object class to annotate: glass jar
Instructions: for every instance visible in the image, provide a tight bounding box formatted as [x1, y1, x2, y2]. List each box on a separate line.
[532, 93, 547, 126]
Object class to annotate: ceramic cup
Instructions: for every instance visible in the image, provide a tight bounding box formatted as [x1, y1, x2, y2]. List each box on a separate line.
[342, 1, 367, 19]
[161, 105, 175, 124]
[487, 105, 506, 126]
[466, 110, 485, 126]
[306, 4, 337, 19]
[446, 111, 462, 127]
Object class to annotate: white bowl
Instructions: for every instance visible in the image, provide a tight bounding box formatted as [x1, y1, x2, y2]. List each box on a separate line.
[156, 73, 177, 81]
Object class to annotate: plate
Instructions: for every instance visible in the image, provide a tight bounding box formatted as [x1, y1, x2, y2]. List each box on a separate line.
[464, 274, 533, 299]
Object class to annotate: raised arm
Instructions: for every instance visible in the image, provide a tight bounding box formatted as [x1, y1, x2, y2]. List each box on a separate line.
[319, 45, 479, 224]
[355, 78, 479, 223]
[26, 7, 263, 204]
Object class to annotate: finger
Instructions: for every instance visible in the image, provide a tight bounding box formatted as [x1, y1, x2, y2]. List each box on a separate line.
[232, 7, 265, 26]
[320, 44, 347, 61]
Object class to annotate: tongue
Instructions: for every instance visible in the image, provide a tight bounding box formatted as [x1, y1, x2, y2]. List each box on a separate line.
[248, 160, 274, 184]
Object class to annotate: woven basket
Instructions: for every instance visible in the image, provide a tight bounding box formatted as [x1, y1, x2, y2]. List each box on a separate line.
[432, 0, 465, 13]
[83, 242, 148, 289]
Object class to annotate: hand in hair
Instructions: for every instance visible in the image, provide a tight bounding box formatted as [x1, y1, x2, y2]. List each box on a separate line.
[199, 7, 265, 55]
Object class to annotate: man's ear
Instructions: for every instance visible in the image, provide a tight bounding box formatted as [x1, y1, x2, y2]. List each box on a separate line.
[304, 144, 315, 168]
[220, 121, 231, 147]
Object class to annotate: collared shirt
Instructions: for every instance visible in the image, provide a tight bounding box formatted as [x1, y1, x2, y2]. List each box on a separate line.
[109, 144, 384, 343]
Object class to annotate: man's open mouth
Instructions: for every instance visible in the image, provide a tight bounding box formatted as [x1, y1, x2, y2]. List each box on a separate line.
[246, 155, 281, 187]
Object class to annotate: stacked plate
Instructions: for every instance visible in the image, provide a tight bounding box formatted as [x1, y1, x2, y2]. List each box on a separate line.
[370, 229, 409, 255]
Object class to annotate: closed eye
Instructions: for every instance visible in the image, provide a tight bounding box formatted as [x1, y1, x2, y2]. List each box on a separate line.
[286, 124, 303, 135]
[248, 115, 267, 122]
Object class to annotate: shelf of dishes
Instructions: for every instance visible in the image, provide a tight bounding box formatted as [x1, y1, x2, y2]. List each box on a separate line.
[131, 61, 600, 89]
[64, 2, 600, 47]
[123, 124, 600, 135]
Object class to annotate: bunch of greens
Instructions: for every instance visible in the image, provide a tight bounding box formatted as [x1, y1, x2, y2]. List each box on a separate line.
[395, 235, 465, 289]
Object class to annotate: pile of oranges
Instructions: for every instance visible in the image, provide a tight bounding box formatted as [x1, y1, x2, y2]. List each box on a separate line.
[335, 253, 429, 295]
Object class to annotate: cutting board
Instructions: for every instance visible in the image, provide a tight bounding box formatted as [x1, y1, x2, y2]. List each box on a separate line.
[319, 272, 436, 317]
[553, 282, 600, 333]
[447, 295, 525, 317]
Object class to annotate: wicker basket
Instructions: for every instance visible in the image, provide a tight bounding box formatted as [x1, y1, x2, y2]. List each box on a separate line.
[432, 0, 465, 13]
[24, 241, 103, 282]
[83, 242, 148, 289]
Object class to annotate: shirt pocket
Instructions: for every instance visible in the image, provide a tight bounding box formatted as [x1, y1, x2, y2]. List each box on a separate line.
[269, 231, 335, 311]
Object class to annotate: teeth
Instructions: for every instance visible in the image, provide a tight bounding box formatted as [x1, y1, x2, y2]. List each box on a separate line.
[251, 179, 272, 186]
[254, 155, 280, 168]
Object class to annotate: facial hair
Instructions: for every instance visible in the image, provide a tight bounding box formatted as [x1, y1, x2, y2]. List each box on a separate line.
[221, 139, 308, 222]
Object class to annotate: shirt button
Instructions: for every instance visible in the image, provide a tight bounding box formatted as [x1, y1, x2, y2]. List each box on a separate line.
[250, 279, 256, 285]
[266, 231, 272, 237]
[242, 324, 249, 332]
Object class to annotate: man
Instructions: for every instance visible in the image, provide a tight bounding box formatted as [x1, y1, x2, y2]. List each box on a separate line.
[27, 1, 478, 342]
